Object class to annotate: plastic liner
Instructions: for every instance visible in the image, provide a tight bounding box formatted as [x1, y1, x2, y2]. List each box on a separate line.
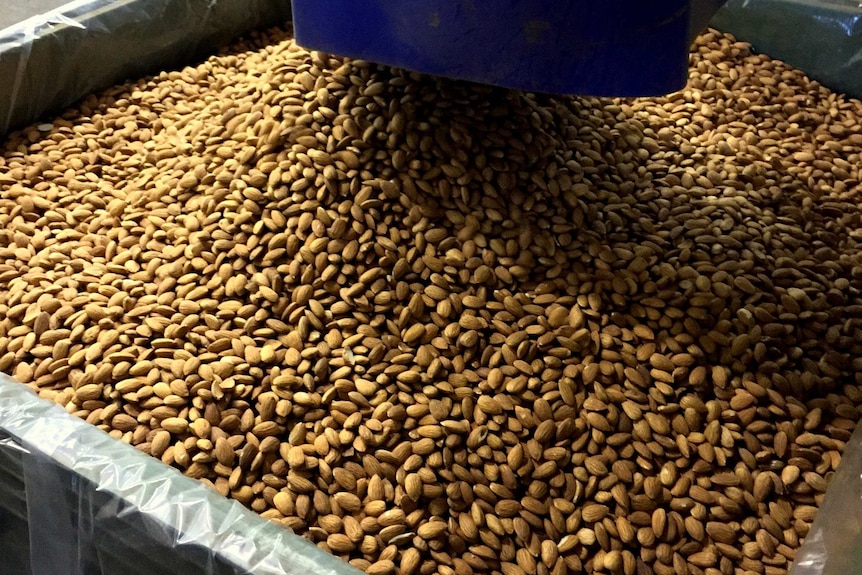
[712, 0, 862, 100]
[0, 0, 292, 137]
[0, 374, 362, 575]
[290, 0, 729, 98]
[789, 419, 862, 575]
[0, 0, 72, 31]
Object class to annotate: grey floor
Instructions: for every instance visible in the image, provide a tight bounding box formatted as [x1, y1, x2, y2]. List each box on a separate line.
[0, 0, 76, 32]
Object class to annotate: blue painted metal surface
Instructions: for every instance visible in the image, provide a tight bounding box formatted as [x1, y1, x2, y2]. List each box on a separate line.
[291, 0, 726, 97]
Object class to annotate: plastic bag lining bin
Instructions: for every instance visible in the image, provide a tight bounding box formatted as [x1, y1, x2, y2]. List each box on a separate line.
[712, 0, 862, 99]
[788, 416, 862, 575]
[0, 0, 293, 137]
[0, 374, 363, 575]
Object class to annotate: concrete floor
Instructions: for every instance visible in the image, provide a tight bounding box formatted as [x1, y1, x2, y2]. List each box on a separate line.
[0, 0, 76, 32]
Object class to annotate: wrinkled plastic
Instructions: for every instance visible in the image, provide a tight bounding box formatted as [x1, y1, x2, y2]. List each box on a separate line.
[0, 374, 361, 575]
[712, 0, 862, 99]
[0, 0, 292, 136]
[789, 420, 862, 575]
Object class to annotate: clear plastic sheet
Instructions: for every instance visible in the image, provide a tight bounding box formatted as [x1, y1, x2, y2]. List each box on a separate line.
[0, 0, 292, 136]
[712, 0, 862, 99]
[0, 374, 361, 575]
[789, 419, 862, 575]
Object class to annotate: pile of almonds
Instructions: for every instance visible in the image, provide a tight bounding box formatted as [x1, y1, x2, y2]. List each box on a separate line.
[1, 25, 862, 575]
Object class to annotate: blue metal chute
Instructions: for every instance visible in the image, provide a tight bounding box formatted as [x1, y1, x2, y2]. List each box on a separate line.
[291, 0, 728, 97]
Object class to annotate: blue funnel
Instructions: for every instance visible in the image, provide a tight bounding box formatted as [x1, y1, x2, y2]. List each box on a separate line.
[291, 0, 727, 97]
